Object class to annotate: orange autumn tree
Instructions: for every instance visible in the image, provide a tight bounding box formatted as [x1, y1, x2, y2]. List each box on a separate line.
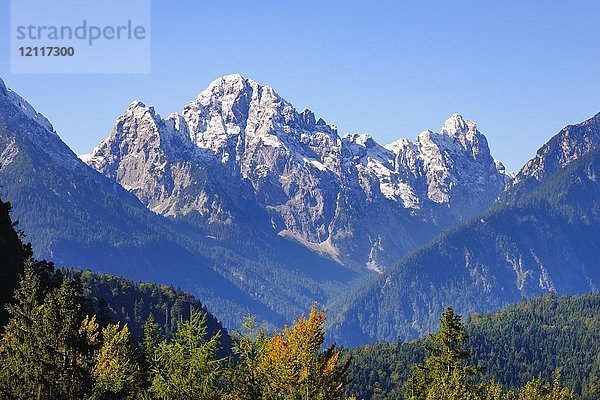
[257, 303, 350, 400]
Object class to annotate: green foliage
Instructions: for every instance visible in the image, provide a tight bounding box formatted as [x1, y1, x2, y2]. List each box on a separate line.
[225, 316, 270, 400]
[142, 313, 164, 383]
[347, 306, 585, 400]
[0, 257, 593, 400]
[0, 259, 98, 400]
[468, 295, 600, 395]
[93, 323, 142, 400]
[404, 307, 480, 400]
[148, 308, 223, 400]
[0, 197, 30, 328]
[67, 269, 232, 352]
[517, 372, 577, 400]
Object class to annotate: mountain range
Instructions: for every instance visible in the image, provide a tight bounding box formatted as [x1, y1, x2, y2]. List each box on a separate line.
[0, 74, 598, 343]
[83, 74, 510, 272]
[329, 112, 600, 344]
[0, 75, 354, 329]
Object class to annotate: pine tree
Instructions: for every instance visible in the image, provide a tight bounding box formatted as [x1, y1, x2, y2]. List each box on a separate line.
[40, 275, 97, 399]
[134, 298, 144, 326]
[0, 258, 45, 399]
[518, 371, 576, 400]
[583, 353, 600, 399]
[0, 259, 98, 399]
[92, 323, 141, 400]
[258, 303, 350, 400]
[404, 364, 427, 400]
[224, 316, 270, 400]
[141, 313, 163, 390]
[405, 307, 480, 400]
[0, 198, 30, 330]
[149, 307, 223, 400]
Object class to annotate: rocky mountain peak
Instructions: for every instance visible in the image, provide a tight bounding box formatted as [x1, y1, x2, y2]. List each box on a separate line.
[112, 101, 163, 146]
[0, 77, 55, 135]
[0, 78, 84, 172]
[85, 76, 511, 271]
[441, 113, 476, 137]
[505, 112, 600, 201]
[299, 108, 317, 128]
[85, 97, 196, 185]
[204, 73, 251, 91]
[128, 99, 147, 108]
[344, 133, 378, 148]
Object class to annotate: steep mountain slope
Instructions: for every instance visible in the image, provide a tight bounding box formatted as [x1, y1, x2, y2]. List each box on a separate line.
[85, 74, 509, 271]
[504, 112, 600, 202]
[331, 113, 600, 345]
[0, 77, 357, 330]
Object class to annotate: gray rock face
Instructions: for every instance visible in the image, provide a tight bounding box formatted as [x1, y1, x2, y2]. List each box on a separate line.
[504, 112, 600, 202]
[86, 74, 511, 271]
[329, 112, 600, 345]
[0, 77, 83, 172]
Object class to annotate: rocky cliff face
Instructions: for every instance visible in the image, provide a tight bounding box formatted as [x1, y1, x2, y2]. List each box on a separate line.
[0, 76, 358, 330]
[329, 112, 600, 345]
[504, 112, 600, 203]
[86, 74, 510, 271]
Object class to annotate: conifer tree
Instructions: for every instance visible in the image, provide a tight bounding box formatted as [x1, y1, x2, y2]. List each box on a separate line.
[224, 316, 270, 400]
[149, 307, 223, 400]
[0, 198, 30, 329]
[258, 303, 350, 400]
[0, 259, 98, 400]
[0, 258, 45, 399]
[518, 372, 576, 400]
[583, 353, 600, 399]
[141, 313, 163, 390]
[404, 307, 480, 400]
[93, 323, 141, 400]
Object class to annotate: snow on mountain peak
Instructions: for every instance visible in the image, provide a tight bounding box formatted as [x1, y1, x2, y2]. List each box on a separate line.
[198, 74, 263, 104]
[0, 78, 55, 134]
[206, 73, 250, 88]
[344, 132, 376, 147]
[128, 100, 147, 109]
[84, 76, 511, 271]
[441, 113, 477, 138]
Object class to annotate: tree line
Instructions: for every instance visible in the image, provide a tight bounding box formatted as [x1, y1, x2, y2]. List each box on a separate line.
[344, 294, 600, 399]
[0, 257, 587, 399]
[0, 197, 592, 399]
[0, 258, 350, 399]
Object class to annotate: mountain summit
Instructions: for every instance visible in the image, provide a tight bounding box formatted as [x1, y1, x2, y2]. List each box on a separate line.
[85, 75, 510, 271]
[4, 74, 593, 344]
[0, 76, 358, 330]
[330, 112, 600, 345]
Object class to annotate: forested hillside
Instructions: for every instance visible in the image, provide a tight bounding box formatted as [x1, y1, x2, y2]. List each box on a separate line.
[345, 294, 600, 399]
[67, 270, 232, 351]
[0, 191, 231, 348]
[331, 127, 600, 344]
[0, 192, 591, 398]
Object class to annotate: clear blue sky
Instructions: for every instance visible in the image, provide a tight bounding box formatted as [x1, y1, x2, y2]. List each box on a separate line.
[1, 1, 600, 172]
